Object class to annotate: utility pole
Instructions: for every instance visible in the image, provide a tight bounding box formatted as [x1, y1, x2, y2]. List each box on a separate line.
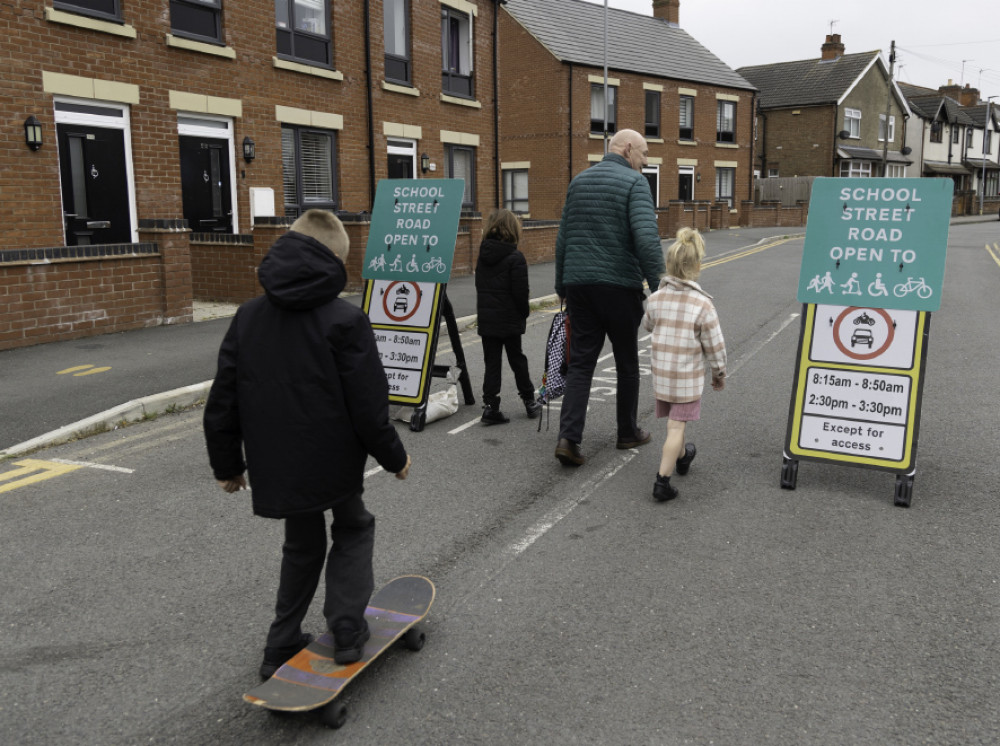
[881, 41, 895, 177]
[981, 96, 997, 215]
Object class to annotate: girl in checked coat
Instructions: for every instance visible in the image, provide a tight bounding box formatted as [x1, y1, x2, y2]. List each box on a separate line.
[642, 228, 727, 502]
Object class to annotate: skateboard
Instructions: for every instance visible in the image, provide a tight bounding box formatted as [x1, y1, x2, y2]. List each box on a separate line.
[243, 574, 435, 729]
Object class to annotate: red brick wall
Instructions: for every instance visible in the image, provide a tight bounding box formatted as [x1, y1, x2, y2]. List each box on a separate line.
[759, 106, 837, 177]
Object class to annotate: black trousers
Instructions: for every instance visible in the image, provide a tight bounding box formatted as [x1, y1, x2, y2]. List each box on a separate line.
[265, 490, 375, 649]
[481, 334, 536, 407]
[558, 284, 646, 444]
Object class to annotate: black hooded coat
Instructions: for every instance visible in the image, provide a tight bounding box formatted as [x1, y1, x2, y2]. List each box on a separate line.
[474, 238, 530, 338]
[203, 231, 407, 518]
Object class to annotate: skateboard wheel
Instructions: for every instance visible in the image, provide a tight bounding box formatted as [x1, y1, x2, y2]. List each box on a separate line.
[402, 628, 426, 651]
[321, 702, 348, 729]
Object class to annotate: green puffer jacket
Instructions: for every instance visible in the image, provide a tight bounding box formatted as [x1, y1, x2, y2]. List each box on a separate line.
[554, 153, 665, 297]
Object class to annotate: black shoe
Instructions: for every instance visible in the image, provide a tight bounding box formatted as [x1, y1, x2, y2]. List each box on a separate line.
[653, 474, 679, 502]
[675, 443, 697, 475]
[555, 437, 585, 466]
[259, 633, 313, 680]
[523, 398, 543, 419]
[333, 621, 371, 664]
[617, 429, 652, 449]
[481, 405, 510, 425]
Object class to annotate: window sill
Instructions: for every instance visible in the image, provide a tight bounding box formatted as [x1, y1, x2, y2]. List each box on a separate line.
[440, 93, 481, 109]
[647, 137, 664, 144]
[715, 142, 739, 149]
[273, 57, 344, 81]
[677, 140, 698, 146]
[383, 81, 420, 97]
[45, 6, 137, 38]
[166, 34, 235, 59]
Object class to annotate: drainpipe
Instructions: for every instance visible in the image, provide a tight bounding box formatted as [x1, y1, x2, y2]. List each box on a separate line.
[493, 0, 502, 209]
[568, 62, 574, 185]
[752, 92, 761, 200]
[364, 0, 376, 206]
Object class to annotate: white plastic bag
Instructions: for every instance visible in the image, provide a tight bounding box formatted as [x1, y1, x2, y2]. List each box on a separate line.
[391, 385, 459, 424]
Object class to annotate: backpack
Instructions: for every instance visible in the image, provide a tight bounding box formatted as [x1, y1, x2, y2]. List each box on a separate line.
[537, 307, 571, 429]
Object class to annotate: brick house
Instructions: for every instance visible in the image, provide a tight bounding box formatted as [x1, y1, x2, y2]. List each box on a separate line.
[738, 35, 911, 180]
[1, 0, 512, 350]
[498, 0, 756, 231]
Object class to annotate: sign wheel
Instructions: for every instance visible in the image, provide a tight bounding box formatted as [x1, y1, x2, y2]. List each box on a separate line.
[780, 457, 799, 490]
[893, 474, 914, 508]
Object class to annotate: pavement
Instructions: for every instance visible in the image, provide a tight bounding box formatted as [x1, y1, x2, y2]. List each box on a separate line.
[1, 215, 994, 458]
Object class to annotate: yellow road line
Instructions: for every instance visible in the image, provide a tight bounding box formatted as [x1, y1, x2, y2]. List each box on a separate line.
[74, 367, 112, 376]
[0, 459, 82, 494]
[987, 243, 1000, 268]
[58, 365, 94, 375]
[703, 237, 799, 269]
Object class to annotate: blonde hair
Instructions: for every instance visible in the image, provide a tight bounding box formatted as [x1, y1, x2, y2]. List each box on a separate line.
[482, 208, 522, 245]
[665, 227, 705, 281]
[290, 209, 350, 261]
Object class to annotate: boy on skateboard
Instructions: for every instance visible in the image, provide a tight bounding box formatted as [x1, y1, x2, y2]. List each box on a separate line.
[203, 210, 412, 679]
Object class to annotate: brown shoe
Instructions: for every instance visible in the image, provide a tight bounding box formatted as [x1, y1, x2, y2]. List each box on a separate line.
[616, 429, 651, 449]
[555, 438, 585, 466]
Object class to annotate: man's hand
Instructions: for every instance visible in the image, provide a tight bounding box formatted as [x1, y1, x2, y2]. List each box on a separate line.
[712, 374, 726, 391]
[217, 475, 247, 493]
[395, 454, 412, 480]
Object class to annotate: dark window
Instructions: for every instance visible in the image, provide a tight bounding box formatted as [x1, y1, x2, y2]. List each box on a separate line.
[645, 90, 661, 139]
[965, 127, 974, 150]
[441, 7, 473, 97]
[171, 0, 222, 44]
[384, 0, 411, 84]
[930, 121, 943, 143]
[54, 0, 120, 22]
[503, 169, 529, 214]
[446, 145, 476, 209]
[276, 0, 332, 67]
[679, 95, 694, 140]
[717, 100, 736, 143]
[281, 126, 338, 217]
[952, 125, 960, 144]
[590, 84, 617, 135]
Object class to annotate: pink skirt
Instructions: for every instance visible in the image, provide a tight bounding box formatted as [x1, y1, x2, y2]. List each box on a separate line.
[655, 398, 701, 421]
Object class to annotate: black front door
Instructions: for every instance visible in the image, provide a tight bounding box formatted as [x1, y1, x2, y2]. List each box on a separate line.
[179, 136, 233, 233]
[387, 152, 414, 179]
[679, 171, 694, 201]
[57, 124, 132, 246]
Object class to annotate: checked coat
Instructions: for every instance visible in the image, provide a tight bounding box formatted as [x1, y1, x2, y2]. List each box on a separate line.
[642, 276, 727, 403]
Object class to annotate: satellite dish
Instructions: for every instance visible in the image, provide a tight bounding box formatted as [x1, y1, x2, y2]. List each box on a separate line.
[838, 130, 851, 140]
[901, 146, 912, 155]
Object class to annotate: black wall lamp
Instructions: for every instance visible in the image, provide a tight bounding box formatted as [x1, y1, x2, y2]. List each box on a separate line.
[24, 115, 43, 151]
[242, 136, 256, 163]
[420, 152, 430, 173]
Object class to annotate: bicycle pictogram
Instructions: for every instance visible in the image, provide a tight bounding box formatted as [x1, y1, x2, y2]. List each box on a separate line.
[893, 276, 932, 299]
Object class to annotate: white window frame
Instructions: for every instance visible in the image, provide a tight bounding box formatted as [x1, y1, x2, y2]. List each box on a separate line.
[714, 167, 734, 207]
[177, 114, 239, 233]
[502, 167, 529, 214]
[878, 114, 896, 143]
[844, 108, 861, 139]
[642, 165, 660, 207]
[839, 159, 872, 178]
[387, 137, 417, 177]
[54, 96, 138, 243]
[885, 163, 906, 178]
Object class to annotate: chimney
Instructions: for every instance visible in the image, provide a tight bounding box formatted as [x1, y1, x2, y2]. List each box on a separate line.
[938, 81, 962, 101]
[652, 0, 679, 25]
[821, 33, 845, 61]
[959, 84, 980, 106]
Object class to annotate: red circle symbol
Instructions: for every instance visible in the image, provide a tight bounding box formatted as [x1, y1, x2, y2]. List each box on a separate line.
[382, 281, 421, 322]
[832, 306, 895, 360]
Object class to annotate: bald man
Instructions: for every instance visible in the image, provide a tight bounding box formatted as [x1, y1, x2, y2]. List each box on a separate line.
[553, 129, 666, 466]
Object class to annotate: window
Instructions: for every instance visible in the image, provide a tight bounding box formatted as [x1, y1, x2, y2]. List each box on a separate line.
[952, 125, 960, 144]
[930, 121, 943, 143]
[715, 168, 734, 207]
[642, 165, 660, 207]
[645, 90, 661, 139]
[844, 108, 861, 139]
[503, 169, 529, 214]
[767, 168, 779, 178]
[590, 84, 617, 135]
[384, 0, 410, 85]
[986, 128, 993, 155]
[446, 145, 476, 209]
[387, 138, 416, 179]
[441, 7, 473, 97]
[984, 170, 999, 198]
[839, 159, 872, 177]
[281, 126, 337, 218]
[878, 114, 896, 143]
[54, 0, 120, 21]
[679, 95, 694, 140]
[885, 163, 906, 178]
[965, 127, 974, 150]
[716, 101, 735, 143]
[171, 0, 222, 44]
[276, 0, 331, 67]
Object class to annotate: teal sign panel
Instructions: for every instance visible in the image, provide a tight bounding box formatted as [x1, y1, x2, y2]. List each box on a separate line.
[798, 178, 953, 311]
[362, 179, 464, 284]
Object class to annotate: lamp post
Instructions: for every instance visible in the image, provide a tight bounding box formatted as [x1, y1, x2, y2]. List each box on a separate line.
[981, 95, 997, 216]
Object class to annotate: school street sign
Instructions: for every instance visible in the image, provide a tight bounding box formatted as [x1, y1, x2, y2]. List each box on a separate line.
[362, 179, 464, 284]
[797, 178, 953, 312]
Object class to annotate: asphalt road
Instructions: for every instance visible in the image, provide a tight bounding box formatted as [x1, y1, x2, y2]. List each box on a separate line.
[1, 223, 998, 744]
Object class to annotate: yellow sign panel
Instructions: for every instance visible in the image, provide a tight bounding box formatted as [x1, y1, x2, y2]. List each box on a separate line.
[785, 304, 928, 472]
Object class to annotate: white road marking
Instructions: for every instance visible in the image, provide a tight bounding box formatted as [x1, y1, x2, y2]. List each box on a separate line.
[48, 458, 134, 474]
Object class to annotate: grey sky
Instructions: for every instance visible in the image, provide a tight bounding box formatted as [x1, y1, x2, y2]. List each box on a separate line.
[581, 0, 1000, 99]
